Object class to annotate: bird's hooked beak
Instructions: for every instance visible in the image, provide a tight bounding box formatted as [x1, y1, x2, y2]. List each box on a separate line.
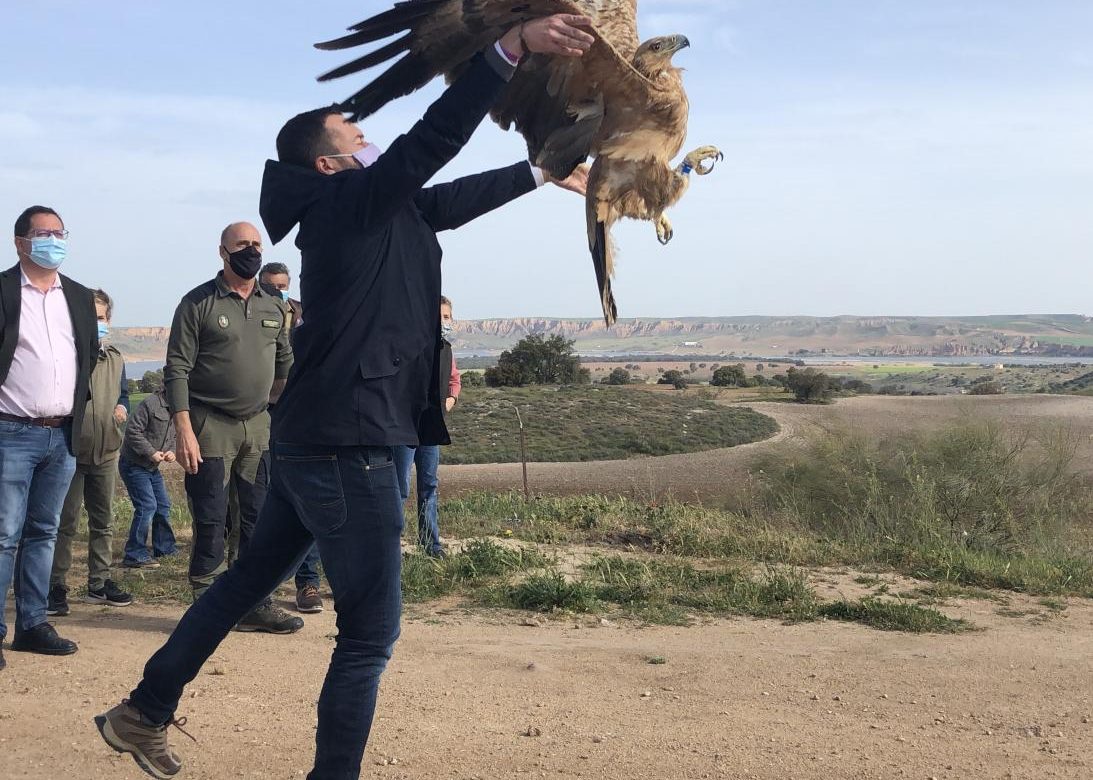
[674, 35, 691, 52]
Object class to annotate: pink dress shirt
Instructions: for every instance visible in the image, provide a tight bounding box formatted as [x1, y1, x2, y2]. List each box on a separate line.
[448, 353, 461, 400]
[0, 270, 78, 418]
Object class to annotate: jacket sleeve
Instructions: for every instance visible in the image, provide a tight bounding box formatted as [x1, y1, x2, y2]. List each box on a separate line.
[124, 399, 157, 460]
[164, 299, 200, 414]
[117, 364, 130, 411]
[414, 162, 539, 232]
[341, 46, 518, 231]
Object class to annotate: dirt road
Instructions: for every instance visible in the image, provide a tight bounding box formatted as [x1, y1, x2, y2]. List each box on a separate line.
[2, 581, 1091, 779]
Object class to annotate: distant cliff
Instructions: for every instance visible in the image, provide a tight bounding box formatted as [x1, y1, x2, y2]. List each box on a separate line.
[115, 315, 1093, 360]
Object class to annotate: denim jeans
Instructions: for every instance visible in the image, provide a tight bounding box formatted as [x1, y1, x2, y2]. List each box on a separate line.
[393, 444, 442, 554]
[294, 543, 322, 589]
[129, 444, 404, 779]
[119, 457, 177, 564]
[0, 421, 76, 639]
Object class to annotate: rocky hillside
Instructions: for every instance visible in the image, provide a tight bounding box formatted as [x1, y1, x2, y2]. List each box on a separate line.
[114, 315, 1093, 360]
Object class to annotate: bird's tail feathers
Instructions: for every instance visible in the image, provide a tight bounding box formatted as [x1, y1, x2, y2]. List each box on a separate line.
[588, 198, 618, 327]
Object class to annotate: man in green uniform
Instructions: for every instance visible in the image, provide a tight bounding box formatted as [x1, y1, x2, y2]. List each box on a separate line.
[48, 288, 131, 615]
[165, 221, 300, 634]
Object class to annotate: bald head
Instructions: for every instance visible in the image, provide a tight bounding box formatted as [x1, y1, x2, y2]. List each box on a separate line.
[220, 222, 262, 253]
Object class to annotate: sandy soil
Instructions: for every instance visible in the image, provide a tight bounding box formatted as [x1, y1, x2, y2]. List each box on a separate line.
[5, 395, 1093, 779]
[2, 579, 1092, 780]
[441, 395, 1093, 504]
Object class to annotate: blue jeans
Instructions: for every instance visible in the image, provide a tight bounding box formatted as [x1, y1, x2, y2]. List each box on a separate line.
[129, 444, 403, 779]
[392, 445, 442, 554]
[119, 457, 178, 564]
[294, 543, 322, 589]
[0, 421, 76, 639]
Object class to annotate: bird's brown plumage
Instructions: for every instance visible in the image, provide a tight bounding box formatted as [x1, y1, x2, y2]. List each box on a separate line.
[316, 0, 718, 325]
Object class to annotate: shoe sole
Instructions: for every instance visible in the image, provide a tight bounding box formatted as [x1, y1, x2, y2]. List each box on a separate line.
[123, 563, 161, 569]
[95, 714, 179, 779]
[85, 597, 133, 607]
[233, 622, 304, 634]
[295, 604, 323, 614]
[9, 641, 78, 656]
[45, 607, 70, 617]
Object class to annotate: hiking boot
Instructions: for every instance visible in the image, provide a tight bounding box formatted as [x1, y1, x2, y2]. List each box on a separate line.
[46, 584, 70, 616]
[86, 580, 133, 607]
[95, 699, 193, 779]
[235, 601, 304, 634]
[10, 622, 78, 655]
[295, 584, 324, 614]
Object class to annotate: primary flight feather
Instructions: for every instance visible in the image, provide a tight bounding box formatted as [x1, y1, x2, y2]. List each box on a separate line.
[316, 0, 721, 325]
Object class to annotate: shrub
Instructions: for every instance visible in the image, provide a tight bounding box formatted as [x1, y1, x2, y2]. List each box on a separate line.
[784, 367, 833, 403]
[658, 370, 687, 390]
[461, 370, 485, 387]
[968, 381, 1003, 395]
[711, 365, 746, 387]
[605, 368, 631, 385]
[484, 334, 585, 387]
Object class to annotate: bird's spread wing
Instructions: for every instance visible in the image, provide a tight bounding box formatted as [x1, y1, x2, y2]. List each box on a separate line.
[316, 0, 654, 176]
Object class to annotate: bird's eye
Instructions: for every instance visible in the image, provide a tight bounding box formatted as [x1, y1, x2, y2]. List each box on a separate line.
[652, 43, 661, 51]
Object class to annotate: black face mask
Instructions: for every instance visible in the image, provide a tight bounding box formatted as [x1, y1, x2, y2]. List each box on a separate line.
[225, 245, 262, 280]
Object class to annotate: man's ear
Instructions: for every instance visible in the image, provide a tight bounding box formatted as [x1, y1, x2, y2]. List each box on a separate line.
[315, 156, 335, 176]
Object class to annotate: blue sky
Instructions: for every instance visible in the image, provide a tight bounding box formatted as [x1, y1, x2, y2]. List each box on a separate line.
[2, 1, 1090, 325]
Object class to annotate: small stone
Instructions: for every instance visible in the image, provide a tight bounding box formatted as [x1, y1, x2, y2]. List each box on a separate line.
[592, 736, 603, 743]
[523, 726, 542, 738]
[641, 691, 652, 698]
[810, 695, 820, 701]
[833, 695, 842, 702]
[896, 736, 906, 743]
[881, 694, 889, 699]
[520, 617, 541, 627]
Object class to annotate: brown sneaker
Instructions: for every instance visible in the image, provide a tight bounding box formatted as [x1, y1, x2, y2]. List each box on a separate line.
[95, 699, 193, 779]
[295, 584, 324, 614]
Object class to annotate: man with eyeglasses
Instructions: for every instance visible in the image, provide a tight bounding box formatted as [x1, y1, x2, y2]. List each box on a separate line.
[0, 206, 99, 670]
[163, 222, 298, 634]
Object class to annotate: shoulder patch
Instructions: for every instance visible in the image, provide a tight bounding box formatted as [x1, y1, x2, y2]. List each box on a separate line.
[261, 319, 281, 329]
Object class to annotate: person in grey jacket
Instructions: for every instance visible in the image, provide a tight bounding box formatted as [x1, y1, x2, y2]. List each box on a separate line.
[119, 387, 178, 567]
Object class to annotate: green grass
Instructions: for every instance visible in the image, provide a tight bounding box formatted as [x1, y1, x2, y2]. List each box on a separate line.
[443, 385, 777, 464]
[818, 598, 971, 633]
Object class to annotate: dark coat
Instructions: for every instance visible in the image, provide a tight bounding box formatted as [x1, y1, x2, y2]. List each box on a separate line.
[259, 50, 536, 447]
[121, 390, 176, 471]
[0, 264, 99, 455]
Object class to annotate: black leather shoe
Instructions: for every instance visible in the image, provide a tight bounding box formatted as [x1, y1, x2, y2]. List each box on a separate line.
[10, 622, 78, 656]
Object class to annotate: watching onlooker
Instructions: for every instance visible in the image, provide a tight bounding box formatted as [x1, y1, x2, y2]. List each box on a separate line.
[48, 289, 131, 616]
[0, 205, 98, 668]
[164, 221, 299, 633]
[119, 383, 179, 568]
[258, 261, 323, 614]
[394, 295, 461, 557]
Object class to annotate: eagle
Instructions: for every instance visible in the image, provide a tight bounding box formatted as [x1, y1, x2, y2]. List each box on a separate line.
[315, 0, 722, 326]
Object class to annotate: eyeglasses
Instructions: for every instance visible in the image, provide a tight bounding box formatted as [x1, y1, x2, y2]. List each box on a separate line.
[23, 229, 69, 240]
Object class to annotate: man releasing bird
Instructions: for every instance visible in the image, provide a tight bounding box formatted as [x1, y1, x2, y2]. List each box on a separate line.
[316, 0, 722, 325]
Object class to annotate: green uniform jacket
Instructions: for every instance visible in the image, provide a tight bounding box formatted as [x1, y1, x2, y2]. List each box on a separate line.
[77, 345, 126, 466]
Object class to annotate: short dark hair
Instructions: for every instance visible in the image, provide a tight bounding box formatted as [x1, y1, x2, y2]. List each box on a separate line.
[260, 262, 290, 281]
[15, 206, 62, 237]
[440, 295, 452, 308]
[93, 289, 113, 320]
[276, 106, 344, 169]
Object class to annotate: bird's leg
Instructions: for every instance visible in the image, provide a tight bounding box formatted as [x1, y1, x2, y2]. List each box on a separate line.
[655, 214, 674, 245]
[678, 145, 724, 176]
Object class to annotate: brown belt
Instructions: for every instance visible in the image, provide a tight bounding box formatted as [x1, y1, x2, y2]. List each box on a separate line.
[0, 412, 71, 428]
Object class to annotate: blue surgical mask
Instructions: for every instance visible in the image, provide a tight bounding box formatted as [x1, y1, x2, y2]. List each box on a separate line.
[97, 322, 110, 339]
[441, 323, 454, 338]
[27, 236, 67, 270]
[280, 290, 290, 301]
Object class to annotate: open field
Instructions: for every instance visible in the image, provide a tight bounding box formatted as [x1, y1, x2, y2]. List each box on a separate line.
[441, 394, 1093, 502]
[4, 393, 1093, 778]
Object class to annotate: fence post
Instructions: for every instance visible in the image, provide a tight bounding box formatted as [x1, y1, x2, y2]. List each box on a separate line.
[514, 405, 530, 500]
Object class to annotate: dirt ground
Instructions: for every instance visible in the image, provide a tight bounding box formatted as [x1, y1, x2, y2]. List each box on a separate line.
[4, 395, 1093, 779]
[442, 395, 1093, 504]
[2, 578, 1091, 780]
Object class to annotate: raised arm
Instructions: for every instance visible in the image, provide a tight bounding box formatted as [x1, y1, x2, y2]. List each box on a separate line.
[414, 162, 539, 232]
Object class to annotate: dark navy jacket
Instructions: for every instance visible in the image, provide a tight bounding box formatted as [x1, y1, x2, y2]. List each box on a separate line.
[259, 49, 537, 447]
